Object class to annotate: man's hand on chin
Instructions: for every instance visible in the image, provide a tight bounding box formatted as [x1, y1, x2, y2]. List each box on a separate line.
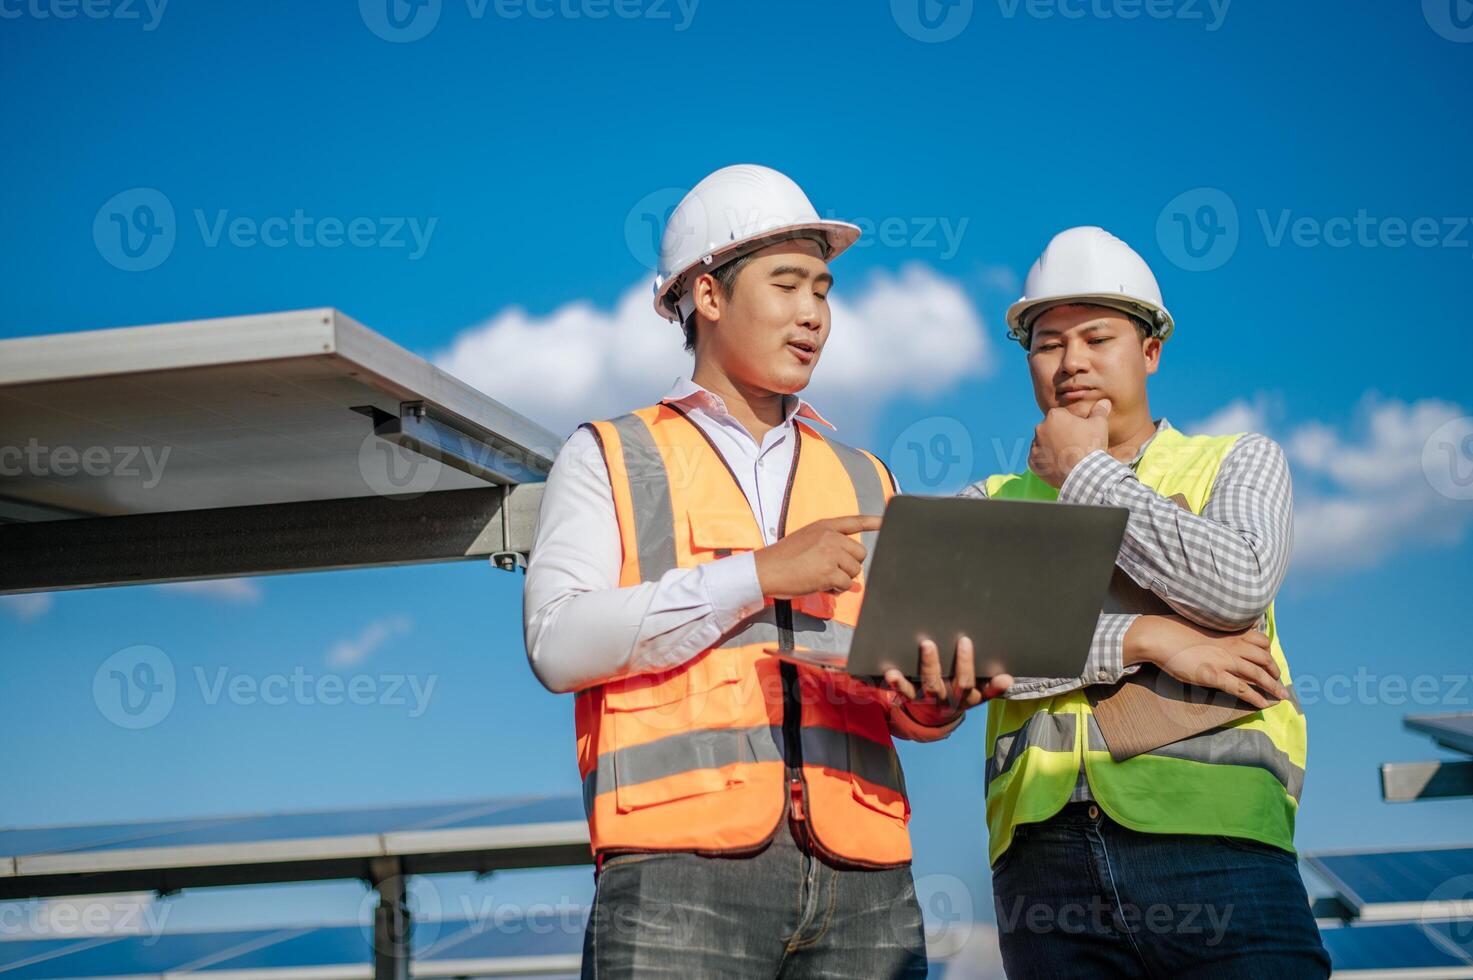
[1029, 398, 1112, 489]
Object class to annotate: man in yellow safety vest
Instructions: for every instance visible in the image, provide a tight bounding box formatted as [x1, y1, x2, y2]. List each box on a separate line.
[962, 226, 1331, 977]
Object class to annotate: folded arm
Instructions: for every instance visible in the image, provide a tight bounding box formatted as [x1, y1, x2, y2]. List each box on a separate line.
[1057, 433, 1294, 631]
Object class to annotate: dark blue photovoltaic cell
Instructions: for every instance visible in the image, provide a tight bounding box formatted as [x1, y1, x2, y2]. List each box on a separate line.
[1320, 922, 1473, 971]
[190, 925, 369, 972]
[0, 919, 586, 978]
[0, 937, 123, 974]
[1429, 918, 1473, 962]
[421, 914, 587, 960]
[0, 796, 581, 859]
[1, 928, 301, 978]
[1310, 848, 1473, 908]
[0, 816, 238, 859]
[424, 796, 586, 831]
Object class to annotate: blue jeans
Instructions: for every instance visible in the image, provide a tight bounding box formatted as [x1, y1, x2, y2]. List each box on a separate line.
[581, 816, 927, 979]
[991, 802, 1331, 979]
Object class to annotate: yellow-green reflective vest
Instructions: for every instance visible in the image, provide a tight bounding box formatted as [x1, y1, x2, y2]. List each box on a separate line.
[982, 427, 1308, 865]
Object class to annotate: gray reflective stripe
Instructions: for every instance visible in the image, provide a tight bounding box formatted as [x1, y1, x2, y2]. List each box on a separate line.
[802, 726, 906, 797]
[1283, 683, 1305, 716]
[986, 713, 1078, 789]
[582, 723, 904, 816]
[607, 413, 678, 581]
[986, 710, 1304, 804]
[582, 724, 784, 816]
[716, 607, 855, 654]
[1087, 713, 1108, 753]
[1087, 708, 1302, 800]
[1142, 726, 1305, 801]
[827, 439, 887, 579]
[1088, 702, 1303, 799]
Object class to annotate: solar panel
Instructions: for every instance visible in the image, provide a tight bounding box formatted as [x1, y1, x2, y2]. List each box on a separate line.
[1319, 921, 1473, 977]
[0, 796, 589, 901]
[0, 928, 306, 979]
[1306, 847, 1473, 922]
[1406, 714, 1473, 757]
[0, 309, 557, 520]
[0, 917, 585, 978]
[0, 309, 558, 593]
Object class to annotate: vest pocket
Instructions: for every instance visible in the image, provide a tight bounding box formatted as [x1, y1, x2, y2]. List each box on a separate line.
[602, 656, 751, 813]
[687, 509, 764, 556]
[612, 728, 757, 813]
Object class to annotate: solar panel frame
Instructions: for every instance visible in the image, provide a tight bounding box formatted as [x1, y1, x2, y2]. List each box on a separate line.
[0, 308, 560, 521]
[0, 309, 562, 593]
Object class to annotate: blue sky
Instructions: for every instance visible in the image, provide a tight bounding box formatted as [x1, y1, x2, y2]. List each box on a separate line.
[2, 0, 1472, 957]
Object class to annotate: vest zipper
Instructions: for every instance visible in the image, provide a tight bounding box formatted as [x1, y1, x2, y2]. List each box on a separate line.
[663, 408, 895, 861]
[777, 428, 805, 822]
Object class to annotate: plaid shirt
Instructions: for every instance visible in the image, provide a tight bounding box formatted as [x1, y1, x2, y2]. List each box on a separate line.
[957, 419, 1295, 800]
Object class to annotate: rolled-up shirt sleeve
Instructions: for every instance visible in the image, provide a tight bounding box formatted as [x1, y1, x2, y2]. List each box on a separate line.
[523, 427, 767, 695]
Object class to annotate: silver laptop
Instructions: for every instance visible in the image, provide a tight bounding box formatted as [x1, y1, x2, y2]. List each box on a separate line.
[768, 494, 1128, 682]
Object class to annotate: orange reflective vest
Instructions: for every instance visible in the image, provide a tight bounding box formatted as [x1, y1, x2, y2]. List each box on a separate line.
[575, 402, 912, 866]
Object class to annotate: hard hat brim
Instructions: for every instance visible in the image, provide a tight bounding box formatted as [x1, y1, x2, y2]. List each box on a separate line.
[653, 220, 862, 322]
[1005, 292, 1175, 348]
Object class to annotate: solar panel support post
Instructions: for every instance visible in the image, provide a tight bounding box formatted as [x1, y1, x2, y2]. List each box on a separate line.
[369, 856, 411, 980]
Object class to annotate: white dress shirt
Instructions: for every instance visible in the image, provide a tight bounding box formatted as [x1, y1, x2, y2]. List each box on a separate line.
[523, 377, 956, 740]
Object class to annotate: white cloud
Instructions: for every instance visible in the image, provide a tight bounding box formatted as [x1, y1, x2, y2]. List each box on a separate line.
[152, 578, 264, 604]
[1193, 394, 1472, 574]
[0, 593, 53, 621]
[327, 615, 412, 667]
[1285, 396, 1471, 572]
[1190, 393, 1278, 438]
[431, 263, 993, 439]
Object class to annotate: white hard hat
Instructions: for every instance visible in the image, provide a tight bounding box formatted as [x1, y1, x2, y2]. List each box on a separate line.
[653, 164, 862, 323]
[1005, 226, 1175, 348]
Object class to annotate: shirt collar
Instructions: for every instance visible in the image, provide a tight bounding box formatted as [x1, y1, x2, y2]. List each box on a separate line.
[1127, 418, 1172, 467]
[659, 377, 836, 430]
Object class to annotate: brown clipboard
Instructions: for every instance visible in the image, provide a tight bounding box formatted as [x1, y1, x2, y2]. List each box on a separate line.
[1084, 492, 1265, 761]
[1086, 665, 1262, 761]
